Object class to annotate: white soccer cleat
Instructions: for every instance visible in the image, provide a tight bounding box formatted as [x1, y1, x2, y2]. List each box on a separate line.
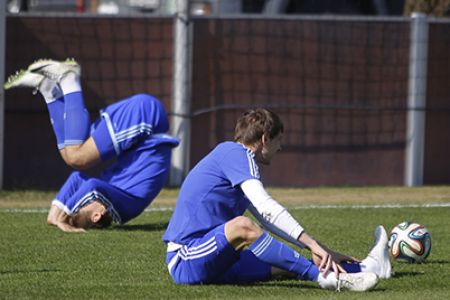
[337, 272, 379, 292]
[28, 58, 81, 81]
[4, 69, 45, 91]
[362, 225, 392, 279]
[317, 271, 378, 292]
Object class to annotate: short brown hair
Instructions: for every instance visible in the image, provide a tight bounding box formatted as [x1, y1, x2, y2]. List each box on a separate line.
[72, 209, 113, 229]
[234, 108, 284, 144]
[92, 213, 113, 229]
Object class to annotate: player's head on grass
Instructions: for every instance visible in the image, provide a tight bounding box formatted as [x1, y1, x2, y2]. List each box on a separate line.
[72, 201, 113, 229]
[234, 108, 284, 165]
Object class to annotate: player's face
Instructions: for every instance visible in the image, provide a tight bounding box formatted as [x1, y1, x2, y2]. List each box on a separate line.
[259, 133, 283, 165]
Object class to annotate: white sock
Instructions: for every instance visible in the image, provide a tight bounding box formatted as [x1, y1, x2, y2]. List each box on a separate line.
[316, 272, 338, 289]
[39, 78, 62, 104]
[360, 256, 379, 274]
[59, 72, 82, 95]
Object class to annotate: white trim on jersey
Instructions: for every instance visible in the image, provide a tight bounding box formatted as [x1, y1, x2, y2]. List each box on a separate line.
[51, 199, 71, 215]
[52, 190, 122, 224]
[152, 133, 178, 140]
[70, 190, 99, 214]
[245, 148, 260, 178]
[64, 139, 85, 145]
[90, 190, 122, 224]
[101, 112, 120, 155]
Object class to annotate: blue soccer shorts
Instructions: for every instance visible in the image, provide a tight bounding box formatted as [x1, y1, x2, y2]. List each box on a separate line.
[166, 224, 272, 284]
[91, 93, 175, 161]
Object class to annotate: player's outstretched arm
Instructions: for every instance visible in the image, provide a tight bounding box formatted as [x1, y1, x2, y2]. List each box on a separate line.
[56, 217, 86, 233]
[315, 241, 361, 264]
[47, 205, 64, 226]
[47, 205, 86, 233]
[242, 179, 352, 276]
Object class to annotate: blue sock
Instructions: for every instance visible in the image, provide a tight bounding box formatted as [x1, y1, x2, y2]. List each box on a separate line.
[47, 97, 65, 149]
[249, 231, 319, 281]
[306, 259, 362, 273]
[64, 91, 90, 145]
[341, 261, 362, 273]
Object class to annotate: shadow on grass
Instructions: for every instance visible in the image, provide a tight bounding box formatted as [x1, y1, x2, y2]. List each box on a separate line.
[392, 271, 424, 278]
[422, 259, 450, 265]
[206, 279, 317, 290]
[112, 222, 169, 232]
[0, 268, 60, 275]
[258, 282, 317, 289]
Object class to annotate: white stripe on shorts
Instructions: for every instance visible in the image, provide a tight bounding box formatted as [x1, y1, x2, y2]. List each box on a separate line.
[166, 237, 218, 275]
[170, 236, 218, 262]
[167, 252, 180, 275]
[115, 122, 153, 142]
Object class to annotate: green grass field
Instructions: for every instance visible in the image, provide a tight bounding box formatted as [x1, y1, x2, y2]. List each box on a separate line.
[1, 187, 450, 299]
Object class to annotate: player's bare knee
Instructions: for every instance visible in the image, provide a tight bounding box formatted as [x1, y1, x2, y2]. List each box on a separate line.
[46, 211, 56, 226]
[64, 149, 89, 170]
[64, 155, 85, 170]
[228, 216, 262, 242]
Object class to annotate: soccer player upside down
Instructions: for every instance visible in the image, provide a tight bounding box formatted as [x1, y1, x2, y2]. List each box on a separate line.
[4, 59, 179, 232]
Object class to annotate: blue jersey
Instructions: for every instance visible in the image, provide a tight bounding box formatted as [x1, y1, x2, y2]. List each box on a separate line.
[163, 141, 260, 244]
[53, 94, 179, 224]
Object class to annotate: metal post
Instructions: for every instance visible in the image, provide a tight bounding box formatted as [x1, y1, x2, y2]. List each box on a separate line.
[263, 0, 290, 15]
[405, 13, 428, 187]
[170, 0, 192, 186]
[0, 1, 6, 189]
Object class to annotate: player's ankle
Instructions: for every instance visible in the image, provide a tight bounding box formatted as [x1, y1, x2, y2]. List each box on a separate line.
[316, 272, 338, 289]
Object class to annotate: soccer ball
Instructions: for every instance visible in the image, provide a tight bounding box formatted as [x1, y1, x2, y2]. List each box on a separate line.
[388, 221, 431, 263]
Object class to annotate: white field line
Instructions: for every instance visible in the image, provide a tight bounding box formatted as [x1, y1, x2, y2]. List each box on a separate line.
[2, 202, 450, 214]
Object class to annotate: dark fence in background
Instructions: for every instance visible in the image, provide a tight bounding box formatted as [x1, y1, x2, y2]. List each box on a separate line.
[424, 21, 450, 185]
[5, 16, 173, 188]
[4, 15, 450, 188]
[191, 18, 410, 186]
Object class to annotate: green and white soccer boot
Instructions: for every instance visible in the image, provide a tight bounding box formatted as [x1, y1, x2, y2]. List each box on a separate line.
[4, 69, 45, 92]
[28, 58, 81, 81]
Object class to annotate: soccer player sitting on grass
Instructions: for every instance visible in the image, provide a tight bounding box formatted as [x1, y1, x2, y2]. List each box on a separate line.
[163, 109, 391, 291]
[4, 59, 179, 233]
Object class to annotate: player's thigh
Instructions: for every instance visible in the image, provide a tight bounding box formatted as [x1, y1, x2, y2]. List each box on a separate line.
[91, 95, 165, 160]
[167, 224, 240, 284]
